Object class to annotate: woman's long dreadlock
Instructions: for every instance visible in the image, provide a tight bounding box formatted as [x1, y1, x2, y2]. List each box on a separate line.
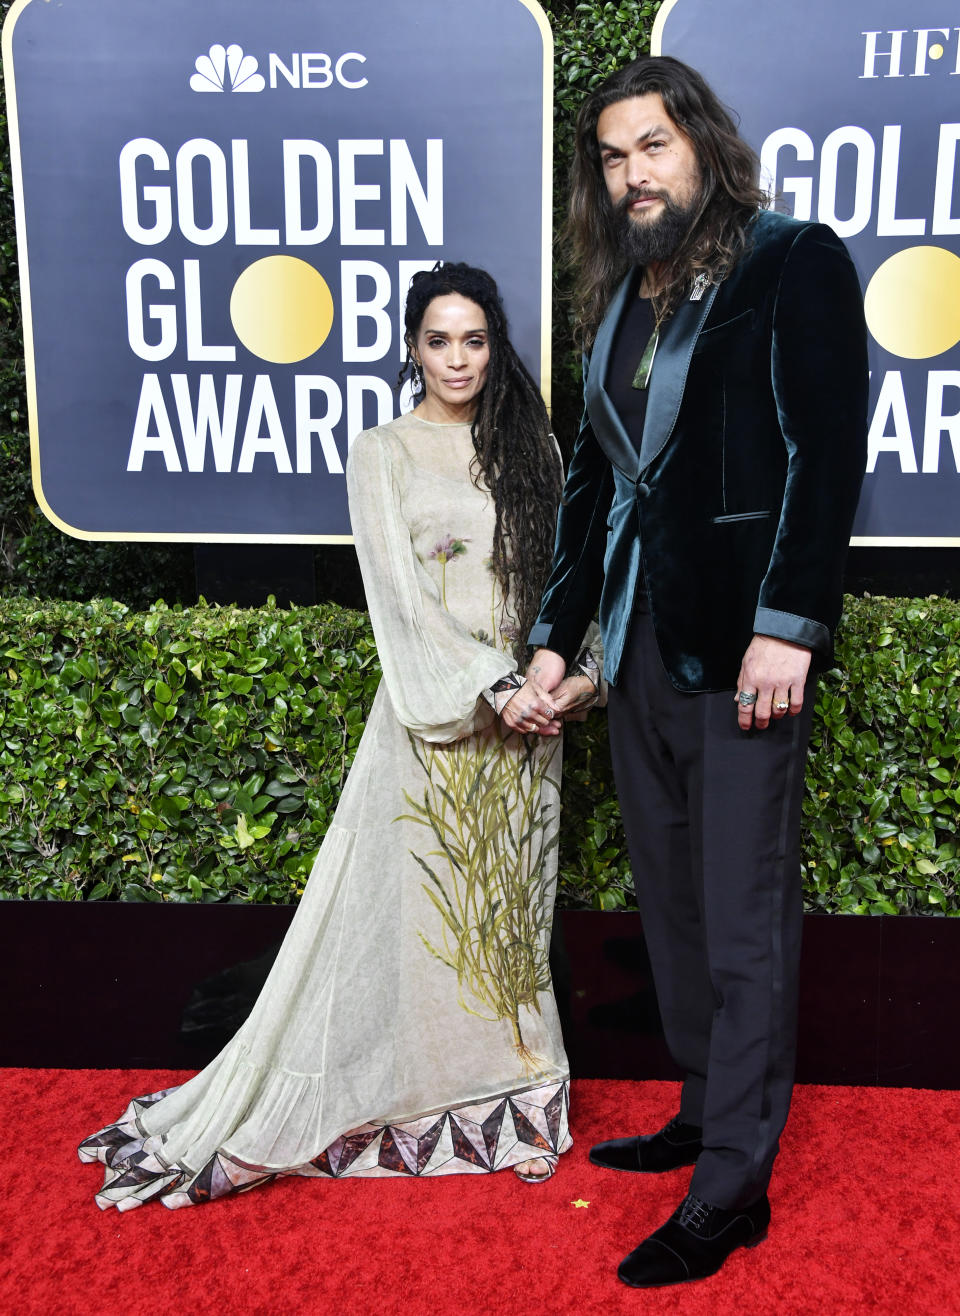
[399, 263, 562, 662]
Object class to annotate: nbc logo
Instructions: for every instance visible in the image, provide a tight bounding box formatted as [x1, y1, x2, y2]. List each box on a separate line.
[190, 44, 265, 93]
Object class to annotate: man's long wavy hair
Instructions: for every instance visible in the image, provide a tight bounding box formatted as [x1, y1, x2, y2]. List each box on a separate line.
[567, 56, 766, 347]
[399, 263, 562, 660]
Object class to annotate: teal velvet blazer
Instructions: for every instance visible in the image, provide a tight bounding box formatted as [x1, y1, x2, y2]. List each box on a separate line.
[529, 209, 869, 691]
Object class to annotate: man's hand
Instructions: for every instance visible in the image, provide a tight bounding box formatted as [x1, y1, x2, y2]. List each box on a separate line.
[734, 635, 812, 731]
[527, 648, 567, 693]
[549, 673, 598, 720]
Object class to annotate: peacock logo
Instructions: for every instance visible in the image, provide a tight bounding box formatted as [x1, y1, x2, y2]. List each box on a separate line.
[190, 44, 265, 94]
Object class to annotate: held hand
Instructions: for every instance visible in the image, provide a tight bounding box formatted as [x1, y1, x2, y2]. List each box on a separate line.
[549, 673, 598, 720]
[734, 635, 812, 731]
[499, 678, 562, 736]
[527, 648, 567, 694]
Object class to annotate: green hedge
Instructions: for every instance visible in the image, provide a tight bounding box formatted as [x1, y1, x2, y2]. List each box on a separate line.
[1, 594, 958, 914]
[0, 598, 378, 904]
[802, 597, 960, 915]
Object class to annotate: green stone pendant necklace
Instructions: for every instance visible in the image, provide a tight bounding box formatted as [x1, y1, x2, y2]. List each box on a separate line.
[631, 329, 659, 391]
[631, 273, 710, 391]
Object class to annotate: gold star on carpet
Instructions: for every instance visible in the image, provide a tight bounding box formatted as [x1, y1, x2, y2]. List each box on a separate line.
[571, 1198, 590, 1208]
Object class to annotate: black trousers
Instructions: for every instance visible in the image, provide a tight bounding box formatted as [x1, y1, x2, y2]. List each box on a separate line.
[606, 599, 814, 1209]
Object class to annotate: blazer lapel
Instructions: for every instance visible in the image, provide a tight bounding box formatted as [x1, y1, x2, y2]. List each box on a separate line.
[637, 280, 720, 472]
[585, 272, 722, 480]
[584, 272, 642, 480]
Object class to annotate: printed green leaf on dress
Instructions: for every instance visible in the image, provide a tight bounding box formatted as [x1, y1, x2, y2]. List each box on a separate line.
[401, 728, 561, 1076]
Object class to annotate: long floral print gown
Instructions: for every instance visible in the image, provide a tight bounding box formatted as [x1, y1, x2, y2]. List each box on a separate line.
[79, 413, 587, 1210]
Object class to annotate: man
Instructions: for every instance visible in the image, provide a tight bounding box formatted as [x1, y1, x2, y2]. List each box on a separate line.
[504, 56, 868, 1287]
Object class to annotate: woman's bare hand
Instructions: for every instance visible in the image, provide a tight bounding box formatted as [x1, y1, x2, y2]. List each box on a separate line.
[499, 678, 562, 736]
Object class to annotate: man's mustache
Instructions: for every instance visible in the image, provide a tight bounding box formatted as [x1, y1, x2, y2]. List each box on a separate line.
[616, 187, 669, 212]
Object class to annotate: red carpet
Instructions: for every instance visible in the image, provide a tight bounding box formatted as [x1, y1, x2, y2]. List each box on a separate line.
[1, 1071, 957, 1315]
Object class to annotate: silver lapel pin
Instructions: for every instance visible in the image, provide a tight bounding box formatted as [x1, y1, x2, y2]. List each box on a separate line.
[689, 272, 710, 301]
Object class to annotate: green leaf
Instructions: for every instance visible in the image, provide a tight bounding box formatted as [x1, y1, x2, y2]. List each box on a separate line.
[868, 792, 890, 822]
[138, 718, 160, 747]
[235, 814, 255, 850]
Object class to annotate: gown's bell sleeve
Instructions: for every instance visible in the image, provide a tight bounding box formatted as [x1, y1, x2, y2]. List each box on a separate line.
[347, 426, 516, 743]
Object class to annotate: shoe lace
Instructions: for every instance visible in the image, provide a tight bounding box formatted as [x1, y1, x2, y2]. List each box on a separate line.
[677, 1194, 712, 1232]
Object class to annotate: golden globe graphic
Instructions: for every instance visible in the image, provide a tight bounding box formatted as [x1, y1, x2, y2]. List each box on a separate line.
[655, 0, 960, 544]
[864, 247, 960, 361]
[229, 258, 336, 365]
[2, 0, 551, 541]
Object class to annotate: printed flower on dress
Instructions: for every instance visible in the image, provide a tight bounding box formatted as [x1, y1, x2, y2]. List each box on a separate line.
[429, 534, 470, 607]
[429, 534, 470, 564]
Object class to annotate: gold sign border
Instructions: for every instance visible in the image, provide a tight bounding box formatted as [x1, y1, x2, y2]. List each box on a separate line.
[1, 0, 554, 544]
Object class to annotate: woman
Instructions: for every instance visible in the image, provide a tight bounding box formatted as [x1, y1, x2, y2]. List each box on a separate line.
[79, 263, 600, 1209]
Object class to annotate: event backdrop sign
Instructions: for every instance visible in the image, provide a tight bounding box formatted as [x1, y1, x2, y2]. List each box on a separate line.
[2, 0, 551, 540]
[654, 0, 960, 545]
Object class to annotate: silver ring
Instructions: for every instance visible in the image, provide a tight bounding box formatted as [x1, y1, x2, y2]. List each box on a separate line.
[775, 700, 789, 711]
[737, 690, 758, 707]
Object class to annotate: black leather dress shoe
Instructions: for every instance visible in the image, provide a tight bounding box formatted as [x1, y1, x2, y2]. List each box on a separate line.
[589, 1114, 703, 1173]
[617, 1191, 770, 1288]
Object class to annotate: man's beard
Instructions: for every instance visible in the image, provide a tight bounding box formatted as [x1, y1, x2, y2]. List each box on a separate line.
[612, 187, 703, 265]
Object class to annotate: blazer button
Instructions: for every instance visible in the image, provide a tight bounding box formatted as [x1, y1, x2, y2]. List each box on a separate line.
[636, 482, 651, 499]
